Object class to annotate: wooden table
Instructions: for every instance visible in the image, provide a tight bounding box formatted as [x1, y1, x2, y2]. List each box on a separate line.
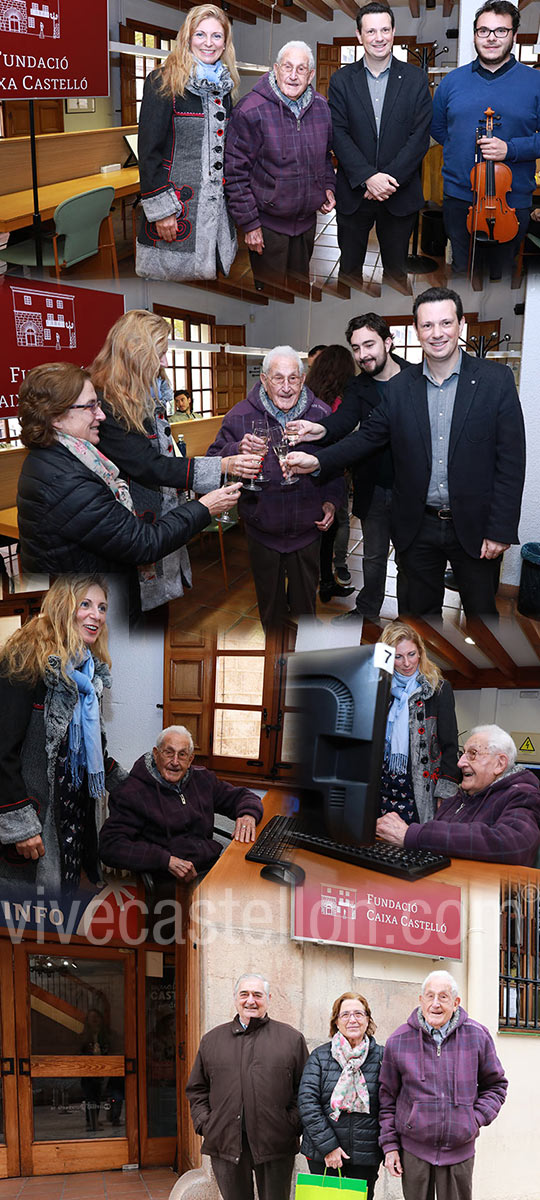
[0, 507, 18, 539]
[0, 166, 140, 234]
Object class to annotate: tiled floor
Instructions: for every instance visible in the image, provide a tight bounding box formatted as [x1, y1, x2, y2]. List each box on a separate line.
[0, 1170, 178, 1199]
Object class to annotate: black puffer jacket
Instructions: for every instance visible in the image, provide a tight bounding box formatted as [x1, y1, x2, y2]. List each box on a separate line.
[299, 1037, 384, 1165]
[17, 442, 211, 574]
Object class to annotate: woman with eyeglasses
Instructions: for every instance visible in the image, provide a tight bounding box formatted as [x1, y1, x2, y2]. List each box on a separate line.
[89, 310, 258, 610]
[298, 992, 383, 1198]
[16, 361, 241, 577]
[378, 621, 460, 824]
[136, 4, 239, 282]
[0, 576, 124, 894]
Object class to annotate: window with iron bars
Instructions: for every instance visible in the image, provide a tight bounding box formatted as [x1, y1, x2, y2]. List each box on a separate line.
[500, 879, 540, 1032]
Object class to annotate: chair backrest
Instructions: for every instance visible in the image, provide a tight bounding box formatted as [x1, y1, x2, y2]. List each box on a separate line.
[53, 186, 115, 267]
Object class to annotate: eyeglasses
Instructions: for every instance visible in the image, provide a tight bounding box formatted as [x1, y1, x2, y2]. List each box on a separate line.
[70, 400, 103, 413]
[267, 374, 302, 386]
[474, 25, 513, 37]
[160, 748, 192, 761]
[459, 746, 493, 762]
[338, 1011, 367, 1023]
[279, 62, 311, 76]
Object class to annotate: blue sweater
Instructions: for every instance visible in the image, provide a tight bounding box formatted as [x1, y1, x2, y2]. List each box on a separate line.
[431, 58, 540, 206]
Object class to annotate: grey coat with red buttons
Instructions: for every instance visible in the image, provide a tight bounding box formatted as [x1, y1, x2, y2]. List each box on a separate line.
[392, 674, 460, 824]
[186, 1014, 309, 1163]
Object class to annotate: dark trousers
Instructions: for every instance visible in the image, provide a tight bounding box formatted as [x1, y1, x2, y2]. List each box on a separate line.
[211, 1137, 295, 1200]
[308, 1160, 380, 1200]
[443, 195, 530, 278]
[354, 485, 393, 617]
[249, 222, 316, 287]
[398, 511, 500, 617]
[337, 201, 416, 282]
[401, 1149, 475, 1200]
[246, 534, 321, 628]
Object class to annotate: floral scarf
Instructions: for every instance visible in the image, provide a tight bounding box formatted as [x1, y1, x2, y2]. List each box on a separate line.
[329, 1031, 371, 1121]
[55, 430, 133, 511]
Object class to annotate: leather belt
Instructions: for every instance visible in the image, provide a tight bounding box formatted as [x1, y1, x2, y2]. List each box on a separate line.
[425, 505, 453, 520]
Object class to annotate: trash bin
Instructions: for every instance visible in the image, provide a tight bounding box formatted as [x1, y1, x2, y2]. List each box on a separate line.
[518, 542, 540, 618]
[421, 208, 446, 258]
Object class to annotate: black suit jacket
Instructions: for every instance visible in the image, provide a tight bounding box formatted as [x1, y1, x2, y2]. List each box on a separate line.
[318, 353, 410, 518]
[317, 352, 526, 557]
[328, 56, 432, 217]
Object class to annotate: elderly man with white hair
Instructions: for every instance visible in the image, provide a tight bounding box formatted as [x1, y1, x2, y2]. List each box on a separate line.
[224, 40, 335, 288]
[379, 969, 507, 1200]
[376, 723, 540, 865]
[99, 725, 262, 881]
[207, 345, 343, 627]
[187, 971, 308, 1200]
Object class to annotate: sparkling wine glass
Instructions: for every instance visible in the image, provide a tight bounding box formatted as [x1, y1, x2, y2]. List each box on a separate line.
[271, 430, 299, 486]
[252, 418, 270, 483]
[218, 467, 235, 525]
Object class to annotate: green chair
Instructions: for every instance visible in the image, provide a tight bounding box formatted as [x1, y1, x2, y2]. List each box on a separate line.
[0, 186, 119, 280]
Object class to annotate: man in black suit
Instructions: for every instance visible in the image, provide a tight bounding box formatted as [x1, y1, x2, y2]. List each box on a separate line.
[286, 287, 526, 617]
[289, 313, 411, 621]
[329, 2, 432, 290]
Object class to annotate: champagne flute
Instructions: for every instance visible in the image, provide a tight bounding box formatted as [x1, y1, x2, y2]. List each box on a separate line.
[243, 421, 264, 493]
[252, 418, 270, 483]
[218, 466, 235, 525]
[271, 430, 299, 486]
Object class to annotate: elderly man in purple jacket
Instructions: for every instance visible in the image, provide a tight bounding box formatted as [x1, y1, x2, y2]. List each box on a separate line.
[99, 725, 263, 882]
[379, 969, 508, 1200]
[376, 724, 540, 866]
[207, 346, 343, 629]
[224, 40, 335, 288]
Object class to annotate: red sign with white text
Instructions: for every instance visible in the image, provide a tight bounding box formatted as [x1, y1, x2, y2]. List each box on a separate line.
[293, 870, 462, 959]
[0, 276, 124, 416]
[0, 0, 109, 99]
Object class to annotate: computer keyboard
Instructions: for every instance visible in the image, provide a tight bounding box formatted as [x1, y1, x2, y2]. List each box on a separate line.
[246, 815, 451, 881]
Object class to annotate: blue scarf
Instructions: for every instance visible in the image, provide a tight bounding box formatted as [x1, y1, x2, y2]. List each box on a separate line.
[66, 652, 106, 799]
[384, 669, 420, 774]
[194, 59, 224, 83]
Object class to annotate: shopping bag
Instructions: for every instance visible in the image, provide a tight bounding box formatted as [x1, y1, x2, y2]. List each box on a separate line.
[295, 1170, 368, 1198]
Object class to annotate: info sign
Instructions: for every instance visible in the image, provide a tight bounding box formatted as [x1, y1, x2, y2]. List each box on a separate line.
[293, 870, 462, 960]
[0, 0, 109, 99]
[0, 277, 124, 417]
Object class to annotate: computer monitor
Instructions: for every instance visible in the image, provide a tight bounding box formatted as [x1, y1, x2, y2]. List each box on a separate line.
[286, 642, 395, 847]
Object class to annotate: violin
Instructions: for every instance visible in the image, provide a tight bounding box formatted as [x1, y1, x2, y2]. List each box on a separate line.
[466, 106, 519, 245]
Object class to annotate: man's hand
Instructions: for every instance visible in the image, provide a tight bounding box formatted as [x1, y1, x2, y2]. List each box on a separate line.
[245, 227, 265, 254]
[284, 451, 319, 475]
[385, 1151, 403, 1177]
[285, 420, 325, 443]
[376, 813, 408, 846]
[16, 834, 45, 859]
[168, 856, 197, 881]
[365, 172, 399, 201]
[155, 215, 178, 242]
[315, 501, 335, 532]
[477, 136, 507, 161]
[319, 189, 336, 214]
[239, 432, 267, 455]
[480, 539, 509, 560]
[234, 815, 256, 842]
[325, 1147, 350, 1170]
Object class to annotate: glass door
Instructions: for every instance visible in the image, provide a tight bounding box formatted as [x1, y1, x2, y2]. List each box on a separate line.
[14, 944, 138, 1175]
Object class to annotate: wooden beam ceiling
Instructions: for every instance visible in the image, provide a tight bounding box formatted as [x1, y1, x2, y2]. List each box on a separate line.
[362, 618, 540, 690]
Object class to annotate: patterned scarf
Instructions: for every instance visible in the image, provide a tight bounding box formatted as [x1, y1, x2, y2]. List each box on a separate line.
[65, 651, 106, 799]
[329, 1031, 370, 1121]
[188, 62, 234, 99]
[55, 430, 134, 511]
[384, 669, 420, 774]
[258, 382, 311, 428]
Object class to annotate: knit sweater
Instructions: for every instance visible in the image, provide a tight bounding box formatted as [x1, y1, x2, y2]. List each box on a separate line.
[431, 57, 540, 206]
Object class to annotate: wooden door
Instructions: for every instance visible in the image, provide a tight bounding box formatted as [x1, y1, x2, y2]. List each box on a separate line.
[316, 43, 340, 99]
[213, 324, 247, 415]
[2, 100, 64, 137]
[138, 950, 178, 1168]
[0, 942, 20, 1177]
[14, 944, 138, 1176]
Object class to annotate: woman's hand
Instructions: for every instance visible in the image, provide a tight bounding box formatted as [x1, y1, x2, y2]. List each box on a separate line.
[16, 834, 45, 860]
[155, 215, 178, 243]
[325, 1148, 350, 1170]
[238, 433, 267, 454]
[199, 482, 242, 516]
[222, 454, 262, 479]
[285, 420, 325, 442]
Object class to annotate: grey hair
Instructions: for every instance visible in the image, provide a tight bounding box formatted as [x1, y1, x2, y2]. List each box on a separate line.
[234, 972, 271, 999]
[469, 725, 516, 767]
[421, 970, 460, 999]
[261, 346, 305, 376]
[276, 41, 315, 71]
[155, 725, 194, 753]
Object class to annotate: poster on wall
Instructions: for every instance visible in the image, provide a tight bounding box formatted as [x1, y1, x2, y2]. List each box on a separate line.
[0, 276, 124, 417]
[293, 871, 462, 960]
[0, 0, 109, 99]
